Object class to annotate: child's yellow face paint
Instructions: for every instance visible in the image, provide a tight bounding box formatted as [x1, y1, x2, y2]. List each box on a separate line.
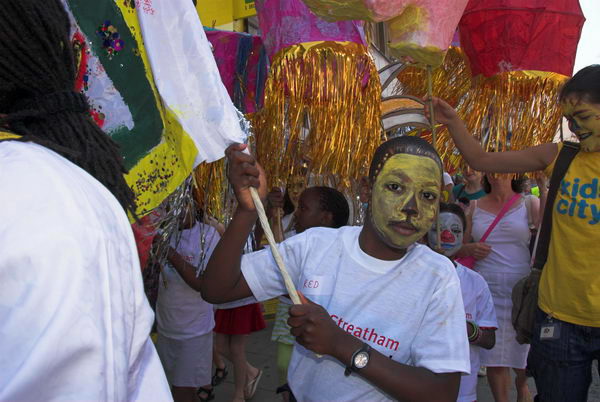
[562, 97, 600, 152]
[371, 154, 441, 249]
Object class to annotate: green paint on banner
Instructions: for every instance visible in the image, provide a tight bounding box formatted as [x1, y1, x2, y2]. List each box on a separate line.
[68, 0, 164, 170]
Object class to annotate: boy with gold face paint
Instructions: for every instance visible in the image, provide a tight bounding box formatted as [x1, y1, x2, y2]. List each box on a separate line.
[370, 153, 441, 250]
[201, 136, 470, 401]
[428, 65, 600, 402]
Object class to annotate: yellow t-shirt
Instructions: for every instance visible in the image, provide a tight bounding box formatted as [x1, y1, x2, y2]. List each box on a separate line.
[539, 143, 600, 327]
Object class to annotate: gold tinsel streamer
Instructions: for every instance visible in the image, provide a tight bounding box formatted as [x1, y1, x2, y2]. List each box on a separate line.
[193, 159, 226, 221]
[395, 48, 568, 174]
[395, 47, 471, 107]
[250, 41, 382, 188]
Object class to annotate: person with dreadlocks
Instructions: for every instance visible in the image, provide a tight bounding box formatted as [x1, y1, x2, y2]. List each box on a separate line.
[0, 0, 171, 400]
[200, 136, 469, 401]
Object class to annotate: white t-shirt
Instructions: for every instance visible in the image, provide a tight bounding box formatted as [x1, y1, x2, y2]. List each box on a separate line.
[456, 263, 498, 402]
[0, 141, 171, 401]
[241, 226, 470, 402]
[156, 222, 220, 339]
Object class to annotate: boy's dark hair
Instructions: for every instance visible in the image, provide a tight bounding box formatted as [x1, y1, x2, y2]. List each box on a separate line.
[439, 202, 466, 230]
[368, 136, 443, 182]
[482, 175, 526, 194]
[311, 186, 349, 228]
[0, 0, 136, 217]
[283, 190, 296, 216]
[559, 64, 600, 104]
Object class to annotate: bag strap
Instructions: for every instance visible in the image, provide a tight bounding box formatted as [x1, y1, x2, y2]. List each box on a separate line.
[532, 142, 580, 269]
[480, 192, 522, 242]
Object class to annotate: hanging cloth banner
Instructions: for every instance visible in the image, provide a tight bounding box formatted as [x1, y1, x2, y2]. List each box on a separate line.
[137, 0, 246, 163]
[206, 29, 268, 114]
[64, 0, 245, 217]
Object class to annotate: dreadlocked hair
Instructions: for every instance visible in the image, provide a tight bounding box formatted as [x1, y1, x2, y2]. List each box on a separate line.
[311, 186, 350, 228]
[0, 0, 137, 218]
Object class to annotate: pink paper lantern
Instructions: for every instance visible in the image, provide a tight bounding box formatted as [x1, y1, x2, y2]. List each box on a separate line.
[256, 0, 366, 60]
[300, 0, 469, 67]
[302, 0, 419, 22]
[385, 0, 469, 67]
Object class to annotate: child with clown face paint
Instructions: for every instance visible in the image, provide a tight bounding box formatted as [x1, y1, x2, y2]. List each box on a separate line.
[429, 65, 600, 401]
[428, 203, 498, 402]
[201, 136, 470, 402]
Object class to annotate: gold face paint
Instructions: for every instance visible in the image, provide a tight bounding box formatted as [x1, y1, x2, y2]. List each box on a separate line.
[371, 154, 442, 249]
[562, 97, 600, 152]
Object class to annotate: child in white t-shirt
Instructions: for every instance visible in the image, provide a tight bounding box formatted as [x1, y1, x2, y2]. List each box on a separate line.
[428, 202, 498, 402]
[269, 186, 350, 401]
[155, 206, 221, 402]
[201, 136, 470, 402]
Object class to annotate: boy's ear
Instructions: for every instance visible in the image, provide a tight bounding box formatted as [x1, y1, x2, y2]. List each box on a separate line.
[322, 210, 334, 227]
[359, 176, 371, 203]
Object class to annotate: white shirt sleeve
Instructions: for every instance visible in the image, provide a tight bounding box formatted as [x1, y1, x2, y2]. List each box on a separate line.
[476, 280, 498, 329]
[443, 172, 454, 186]
[240, 231, 309, 301]
[410, 272, 471, 375]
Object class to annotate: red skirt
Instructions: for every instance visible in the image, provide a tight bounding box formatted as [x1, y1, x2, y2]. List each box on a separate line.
[214, 303, 266, 335]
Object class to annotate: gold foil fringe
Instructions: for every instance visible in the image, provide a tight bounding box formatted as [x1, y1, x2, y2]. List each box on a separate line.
[395, 47, 471, 107]
[395, 47, 567, 174]
[193, 159, 226, 221]
[250, 41, 382, 188]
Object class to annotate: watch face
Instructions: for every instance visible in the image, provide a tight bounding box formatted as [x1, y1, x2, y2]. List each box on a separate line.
[354, 352, 369, 369]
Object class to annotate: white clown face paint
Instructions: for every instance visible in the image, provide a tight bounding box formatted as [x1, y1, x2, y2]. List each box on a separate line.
[428, 212, 464, 257]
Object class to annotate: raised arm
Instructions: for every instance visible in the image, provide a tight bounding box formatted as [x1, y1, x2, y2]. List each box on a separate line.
[428, 97, 559, 174]
[200, 143, 268, 304]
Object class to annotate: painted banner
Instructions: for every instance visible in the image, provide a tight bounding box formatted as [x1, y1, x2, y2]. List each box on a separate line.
[65, 0, 245, 217]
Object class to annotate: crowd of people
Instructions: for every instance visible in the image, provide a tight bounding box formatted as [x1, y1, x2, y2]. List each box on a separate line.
[1, 1, 600, 402]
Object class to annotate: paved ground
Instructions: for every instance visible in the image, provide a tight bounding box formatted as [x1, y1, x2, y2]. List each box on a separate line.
[211, 321, 600, 402]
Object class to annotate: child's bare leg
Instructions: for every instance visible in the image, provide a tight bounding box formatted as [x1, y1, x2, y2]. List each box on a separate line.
[229, 334, 248, 401]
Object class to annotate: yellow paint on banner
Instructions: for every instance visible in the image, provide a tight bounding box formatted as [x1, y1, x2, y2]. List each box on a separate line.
[117, 4, 198, 220]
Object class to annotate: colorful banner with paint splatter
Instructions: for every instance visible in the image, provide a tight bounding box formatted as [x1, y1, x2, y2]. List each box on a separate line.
[64, 0, 245, 217]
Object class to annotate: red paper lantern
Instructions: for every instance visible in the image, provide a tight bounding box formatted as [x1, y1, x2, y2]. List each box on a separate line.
[459, 0, 585, 77]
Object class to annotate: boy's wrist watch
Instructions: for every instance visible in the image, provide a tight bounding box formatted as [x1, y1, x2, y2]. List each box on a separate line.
[344, 343, 371, 376]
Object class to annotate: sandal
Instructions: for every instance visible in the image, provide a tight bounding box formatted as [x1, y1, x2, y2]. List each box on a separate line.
[244, 369, 263, 400]
[211, 366, 228, 386]
[197, 386, 215, 402]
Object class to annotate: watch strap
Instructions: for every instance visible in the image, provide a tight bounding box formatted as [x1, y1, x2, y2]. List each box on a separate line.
[344, 343, 371, 376]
